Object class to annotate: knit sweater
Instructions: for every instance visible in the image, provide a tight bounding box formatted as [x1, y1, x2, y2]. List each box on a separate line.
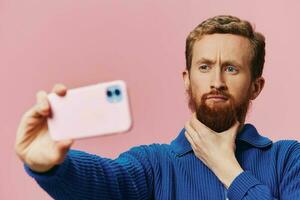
[25, 124, 300, 199]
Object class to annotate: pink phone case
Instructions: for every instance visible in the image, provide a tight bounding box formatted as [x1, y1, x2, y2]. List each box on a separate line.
[47, 80, 132, 141]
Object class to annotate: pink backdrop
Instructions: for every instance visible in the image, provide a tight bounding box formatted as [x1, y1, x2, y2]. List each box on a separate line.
[1, 0, 300, 199]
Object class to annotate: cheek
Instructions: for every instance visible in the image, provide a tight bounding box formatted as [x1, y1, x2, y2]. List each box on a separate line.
[189, 73, 211, 95]
[227, 78, 251, 101]
[190, 79, 209, 101]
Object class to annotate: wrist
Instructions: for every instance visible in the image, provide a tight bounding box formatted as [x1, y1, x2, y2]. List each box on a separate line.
[222, 167, 244, 188]
[211, 161, 244, 188]
[28, 163, 55, 173]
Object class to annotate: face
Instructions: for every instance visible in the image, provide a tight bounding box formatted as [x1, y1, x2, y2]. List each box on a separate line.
[183, 34, 264, 132]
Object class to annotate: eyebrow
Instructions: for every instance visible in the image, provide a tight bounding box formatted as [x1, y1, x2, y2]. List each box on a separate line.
[195, 58, 243, 68]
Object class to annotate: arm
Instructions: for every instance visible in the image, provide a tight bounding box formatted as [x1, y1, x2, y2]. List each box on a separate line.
[25, 147, 153, 200]
[227, 171, 276, 200]
[15, 84, 153, 199]
[227, 141, 300, 200]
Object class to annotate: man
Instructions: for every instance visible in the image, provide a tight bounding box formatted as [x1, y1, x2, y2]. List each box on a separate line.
[15, 15, 300, 199]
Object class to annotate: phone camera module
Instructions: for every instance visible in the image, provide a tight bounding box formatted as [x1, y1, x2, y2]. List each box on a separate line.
[114, 89, 121, 96]
[106, 85, 123, 103]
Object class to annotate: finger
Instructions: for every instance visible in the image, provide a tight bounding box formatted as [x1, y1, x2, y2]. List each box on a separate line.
[185, 131, 207, 164]
[184, 131, 195, 147]
[230, 121, 241, 136]
[190, 113, 213, 135]
[52, 83, 67, 96]
[233, 121, 240, 130]
[185, 121, 202, 144]
[22, 104, 48, 124]
[220, 121, 241, 137]
[185, 121, 196, 137]
[36, 90, 50, 116]
[184, 131, 199, 151]
[188, 116, 211, 139]
[17, 105, 48, 138]
[226, 121, 240, 133]
[57, 139, 74, 150]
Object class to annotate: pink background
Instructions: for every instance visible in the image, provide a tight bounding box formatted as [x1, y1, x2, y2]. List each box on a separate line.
[1, 0, 300, 199]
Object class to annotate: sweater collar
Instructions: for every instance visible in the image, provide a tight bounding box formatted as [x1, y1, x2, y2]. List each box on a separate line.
[170, 123, 273, 157]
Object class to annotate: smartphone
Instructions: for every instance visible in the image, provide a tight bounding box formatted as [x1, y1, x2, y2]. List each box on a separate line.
[47, 80, 132, 141]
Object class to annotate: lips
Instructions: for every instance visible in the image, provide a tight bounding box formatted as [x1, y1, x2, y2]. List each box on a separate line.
[206, 95, 228, 100]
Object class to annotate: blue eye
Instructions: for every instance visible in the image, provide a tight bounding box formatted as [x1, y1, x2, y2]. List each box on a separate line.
[225, 66, 238, 73]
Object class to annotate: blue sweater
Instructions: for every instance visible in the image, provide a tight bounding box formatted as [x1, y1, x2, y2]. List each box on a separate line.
[25, 124, 300, 199]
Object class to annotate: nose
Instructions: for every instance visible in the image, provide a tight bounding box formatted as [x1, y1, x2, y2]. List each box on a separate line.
[210, 69, 227, 90]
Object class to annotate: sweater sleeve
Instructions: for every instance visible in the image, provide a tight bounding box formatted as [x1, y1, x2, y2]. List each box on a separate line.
[227, 141, 300, 200]
[24, 146, 154, 200]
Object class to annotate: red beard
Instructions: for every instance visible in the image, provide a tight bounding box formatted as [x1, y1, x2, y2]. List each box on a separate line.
[188, 87, 251, 133]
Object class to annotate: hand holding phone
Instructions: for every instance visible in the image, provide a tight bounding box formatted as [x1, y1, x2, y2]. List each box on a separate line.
[15, 84, 73, 173]
[15, 80, 132, 173]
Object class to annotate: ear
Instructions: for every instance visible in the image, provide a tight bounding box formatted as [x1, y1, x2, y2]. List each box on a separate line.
[250, 77, 265, 100]
[182, 69, 190, 91]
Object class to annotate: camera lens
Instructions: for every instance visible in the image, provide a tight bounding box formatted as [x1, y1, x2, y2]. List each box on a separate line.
[114, 89, 121, 96]
[106, 90, 113, 97]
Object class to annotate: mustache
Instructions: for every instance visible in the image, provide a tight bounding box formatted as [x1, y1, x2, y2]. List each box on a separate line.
[202, 90, 232, 100]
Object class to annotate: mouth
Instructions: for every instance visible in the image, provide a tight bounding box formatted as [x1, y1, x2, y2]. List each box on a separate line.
[206, 95, 228, 102]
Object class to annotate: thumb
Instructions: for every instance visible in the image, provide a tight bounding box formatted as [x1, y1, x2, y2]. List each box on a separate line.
[220, 121, 240, 137]
[55, 139, 74, 163]
[233, 121, 241, 130]
[229, 121, 241, 137]
[57, 139, 74, 151]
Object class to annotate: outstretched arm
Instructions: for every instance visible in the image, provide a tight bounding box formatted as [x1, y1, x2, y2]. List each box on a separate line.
[25, 147, 154, 200]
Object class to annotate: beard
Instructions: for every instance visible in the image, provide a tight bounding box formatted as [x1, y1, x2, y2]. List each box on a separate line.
[187, 86, 251, 133]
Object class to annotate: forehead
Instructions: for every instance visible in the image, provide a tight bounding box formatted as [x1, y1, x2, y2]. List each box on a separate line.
[192, 33, 252, 65]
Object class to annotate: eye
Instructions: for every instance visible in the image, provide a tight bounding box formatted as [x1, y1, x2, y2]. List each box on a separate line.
[225, 65, 238, 74]
[199, 64, 210, 72]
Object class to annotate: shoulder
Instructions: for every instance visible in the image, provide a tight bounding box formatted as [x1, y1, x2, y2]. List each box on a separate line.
[271, 140, 300, 169]
[272, 140, 300, 155]
[120, 143, 173, 157]
[117, 143, 175, 164]
[267, 140, 300, 159]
